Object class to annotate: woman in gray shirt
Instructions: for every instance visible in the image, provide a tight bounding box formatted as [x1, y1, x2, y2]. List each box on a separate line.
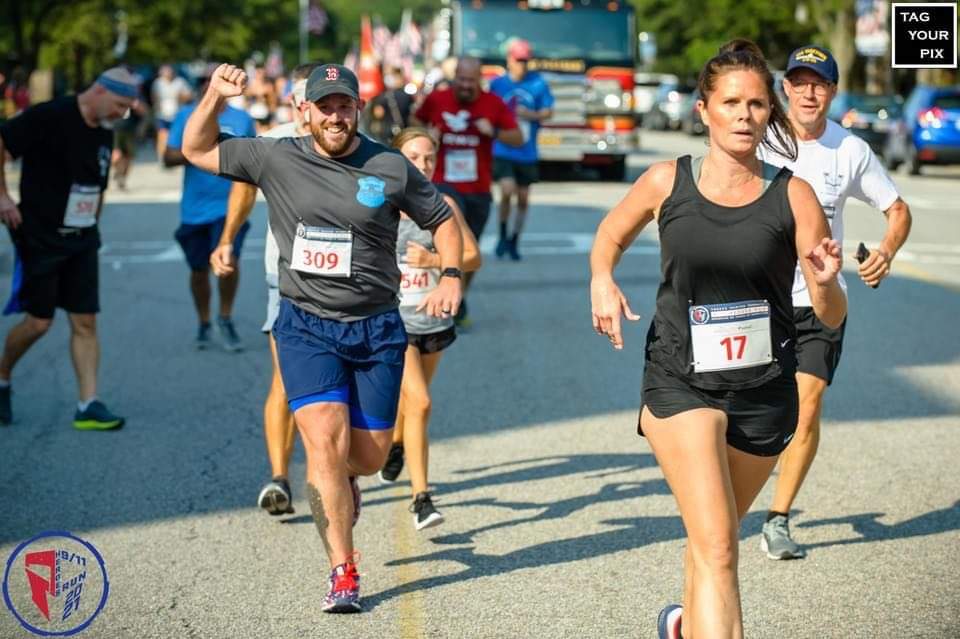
[379, 127, 481, 530]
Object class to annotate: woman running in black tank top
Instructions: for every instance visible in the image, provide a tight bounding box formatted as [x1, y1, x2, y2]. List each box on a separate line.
[589, 40, 846, 639]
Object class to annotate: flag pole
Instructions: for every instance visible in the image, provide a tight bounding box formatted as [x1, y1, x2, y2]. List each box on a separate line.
[299, 0, 308, 64]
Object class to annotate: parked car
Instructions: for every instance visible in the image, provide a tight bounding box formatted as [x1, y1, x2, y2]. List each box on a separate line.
[680, 91, 705, 136]
[645, 84, 693, 131]
[827, 92, 902, 154]
[633, 72, 678, 127]
[883, 85, 960, 175]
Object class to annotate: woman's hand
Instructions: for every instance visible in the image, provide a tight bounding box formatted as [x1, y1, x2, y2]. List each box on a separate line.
[405, 241, 439, 268]
[591, 275, 641, 350]
[804, 237, 842, 286]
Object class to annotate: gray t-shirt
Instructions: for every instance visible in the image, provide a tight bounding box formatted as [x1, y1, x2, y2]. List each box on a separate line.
[397, 217, 453, 335]
[219, 134, 452, 321]
[258, 121, 300, 288]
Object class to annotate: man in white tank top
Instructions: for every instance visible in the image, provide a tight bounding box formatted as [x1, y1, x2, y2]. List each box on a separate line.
[757, 46, 913, 559]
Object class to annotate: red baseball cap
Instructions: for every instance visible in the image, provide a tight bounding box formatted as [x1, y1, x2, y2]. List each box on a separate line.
[508, 39, 532, 61]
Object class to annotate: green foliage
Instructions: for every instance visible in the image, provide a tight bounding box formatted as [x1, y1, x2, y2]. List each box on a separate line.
[631, 0, 819, 81]
[3, 0, 443, 87]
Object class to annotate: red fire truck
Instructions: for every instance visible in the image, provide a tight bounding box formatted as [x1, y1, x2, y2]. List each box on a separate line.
[433, 0, 638, 180]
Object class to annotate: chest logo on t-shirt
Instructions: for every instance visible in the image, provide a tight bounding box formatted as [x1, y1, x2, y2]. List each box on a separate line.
[823, 171, 843, 195]
[98, 146, 111, 179]
[356, 176, 387, 208]
[441, 109, 471, 132]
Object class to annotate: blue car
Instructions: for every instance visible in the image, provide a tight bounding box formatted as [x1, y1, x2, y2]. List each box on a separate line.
[883, 85, 960, 174]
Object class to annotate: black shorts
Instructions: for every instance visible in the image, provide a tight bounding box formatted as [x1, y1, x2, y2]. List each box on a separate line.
[493, 158, 539, 186]
[440, 187, 492, 240]
[407, 326, 457, 354]
[175, 219, 250, 272]
[640, 364, 799, 457]
[794, 307, 846, 385]
[8, 231, 100, 319]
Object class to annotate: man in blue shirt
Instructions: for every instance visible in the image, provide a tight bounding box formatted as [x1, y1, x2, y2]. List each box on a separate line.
[490, 39, 554, 261]
[164, 75, 256, 350]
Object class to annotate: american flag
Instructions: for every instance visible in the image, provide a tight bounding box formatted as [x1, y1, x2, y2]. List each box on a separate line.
[372, 18, 392, 61]
[397, 9, 423, 56]
[308, 0, 328, 35]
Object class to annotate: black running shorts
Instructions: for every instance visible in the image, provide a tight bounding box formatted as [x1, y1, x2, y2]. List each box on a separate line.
[12, 231, 100, 319]
[640, 363, 799, 457]
[793, 306, 846, 385]
[407, 326, 456, 355]
[493, 158, 539, 186]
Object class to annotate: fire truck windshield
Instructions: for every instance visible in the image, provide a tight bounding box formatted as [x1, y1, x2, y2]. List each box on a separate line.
[459, 7, 633, 65]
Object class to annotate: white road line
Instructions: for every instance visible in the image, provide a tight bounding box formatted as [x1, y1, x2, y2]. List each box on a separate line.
[97, 234, 960, 266]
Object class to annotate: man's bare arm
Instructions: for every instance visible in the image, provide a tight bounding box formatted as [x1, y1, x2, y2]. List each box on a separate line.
[210, 181, 258, 277]
[182, 64, 247, 173]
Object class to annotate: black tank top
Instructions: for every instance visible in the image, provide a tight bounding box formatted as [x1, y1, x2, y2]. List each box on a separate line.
[645, 155, 797, 390]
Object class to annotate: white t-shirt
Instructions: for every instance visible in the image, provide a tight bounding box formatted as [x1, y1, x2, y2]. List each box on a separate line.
[259, 122, 303, 287]
[760, 120, 900, 308]
[152, 76, 191, 122]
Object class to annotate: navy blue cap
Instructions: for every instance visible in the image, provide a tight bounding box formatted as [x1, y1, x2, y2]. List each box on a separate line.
[305, 64, 359, 102]
[786, 46, 839, 84]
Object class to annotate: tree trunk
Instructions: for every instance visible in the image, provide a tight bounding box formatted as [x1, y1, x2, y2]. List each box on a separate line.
[8, 0, 28, 66]
[824, 3, 857, 92]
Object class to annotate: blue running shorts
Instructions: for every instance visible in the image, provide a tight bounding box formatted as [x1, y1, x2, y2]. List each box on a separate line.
[273, 299, 407, 430]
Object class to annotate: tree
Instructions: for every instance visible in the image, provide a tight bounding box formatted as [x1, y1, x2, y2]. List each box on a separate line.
[1, 0, 445, 90]
[805, 0, 857, 92]
[631, 0, 823, 81]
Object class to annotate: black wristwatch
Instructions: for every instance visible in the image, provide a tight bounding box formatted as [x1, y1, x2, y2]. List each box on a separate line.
[440, 267, 462, 279]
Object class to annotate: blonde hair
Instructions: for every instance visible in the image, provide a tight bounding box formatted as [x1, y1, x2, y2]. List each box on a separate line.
[391, 127, 438, 151]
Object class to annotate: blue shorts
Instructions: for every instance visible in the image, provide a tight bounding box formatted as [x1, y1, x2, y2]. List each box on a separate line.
[174, 219, 249, 272]
[273, 299, 407, 430]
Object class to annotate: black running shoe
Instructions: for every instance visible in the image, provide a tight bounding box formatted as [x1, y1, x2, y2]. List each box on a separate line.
[508, 235, 522, 261]
[73, 400, 124, 431]
[0, 385, 11, 425]
[196, 322, 212, 350]
[378, 444, 404, 483]
[257, 477, 294, 515]
[216, 316, 244, 352]
[411, 492, 444, 531]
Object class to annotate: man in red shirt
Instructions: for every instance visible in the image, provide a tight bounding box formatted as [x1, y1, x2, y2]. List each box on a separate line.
[413, 57, 522, 327]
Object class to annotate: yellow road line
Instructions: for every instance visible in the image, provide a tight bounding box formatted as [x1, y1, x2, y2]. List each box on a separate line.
[393, 486, 426, 638]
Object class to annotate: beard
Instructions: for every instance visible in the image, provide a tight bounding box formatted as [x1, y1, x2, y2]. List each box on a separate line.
[455, 87, 477, 103]
[310, 115, 359, 156]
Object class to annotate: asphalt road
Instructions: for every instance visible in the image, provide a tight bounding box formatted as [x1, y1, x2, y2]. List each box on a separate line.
[1, 130, 958, 638]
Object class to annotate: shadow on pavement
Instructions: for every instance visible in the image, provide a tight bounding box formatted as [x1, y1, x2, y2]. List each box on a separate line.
[363, 511, 766, 610]
[361, 453, 656, 508]
[0, 198, 957, 542]
[430, 478, 672, 546]
[797, 500, 960, 550]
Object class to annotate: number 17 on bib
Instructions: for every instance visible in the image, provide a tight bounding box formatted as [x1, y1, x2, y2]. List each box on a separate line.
[689, 300, 773, 373]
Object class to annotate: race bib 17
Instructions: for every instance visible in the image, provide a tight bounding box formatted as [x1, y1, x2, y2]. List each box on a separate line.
[689, 300, 773, 373]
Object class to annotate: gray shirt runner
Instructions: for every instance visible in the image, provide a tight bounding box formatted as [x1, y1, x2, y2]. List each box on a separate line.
[258, 121, 299, 288]
[219, 134, 451, 321]
[397, 217, 454, 335]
